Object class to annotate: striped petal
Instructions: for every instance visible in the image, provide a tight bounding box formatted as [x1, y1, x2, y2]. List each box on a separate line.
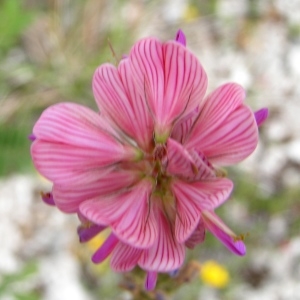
[202, 210, 246, 256]
[171, 178, 233, 243]
[93, 63, 153, 150]
[185, 83, 258, 165]
[111, 242, 143, 272]
[129, 38, 207, 140]
[138, 208, 185, 272]
[166, 138, 215, 180]
[171, 107, 199, 143]
[79, 180, 158, 248]
[161, 41, 207, 128]
[52, 169, 140, 213]
[118, 59, 154, 150]
[185, 218, 206, 249]
[31, 103, 138, 184]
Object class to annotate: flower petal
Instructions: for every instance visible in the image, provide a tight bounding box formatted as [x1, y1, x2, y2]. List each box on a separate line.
[79, 180, 158, 248]
[145, 271, 158, 291]
[254, 108, 268, 127]
[175, 29, 186, 46]
[138, 207, 185, 272]
[129, 38, 165, 135]
[93, 63, 153, 150]
[77, 224, 106, 243]
[41, 192, 55, 206]
[171, 107, 199, 143]
[31, 103, 138, 183]
[92, 233, 119, 264]
[166, 138, 215, 180]
[171, 178, 233, 242]
[162, 41, 207, 126]
[110, 242, 143, 272]
[52, 169, 140, 213]
[118, 59, 154, 150]
[185, 83, 258, 165]
[185, 218, 206, 249]
[129, 38, 207, 140]
[202, 210, 246, 256]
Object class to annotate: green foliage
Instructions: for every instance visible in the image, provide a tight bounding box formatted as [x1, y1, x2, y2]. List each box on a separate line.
[0, 261, 40, 299]
[0, 0, 34, 54]
[0, 123, 32, 176]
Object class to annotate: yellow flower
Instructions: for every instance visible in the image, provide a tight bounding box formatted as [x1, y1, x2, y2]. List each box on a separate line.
[200, 260, 230, 288]
[183, 5, 199, 22]
[87, 231, 110, 274]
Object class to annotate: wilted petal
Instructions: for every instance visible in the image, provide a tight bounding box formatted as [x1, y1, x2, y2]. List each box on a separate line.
[254, 108, 268, 127]
[175, 29, 186, 46]
[138, 207, 185, 272]
[145, 271, 158, 291]
[185, 218, 206, 249]
[202, 210, 246, 256]
[111, 242, 143, 272]
[171, 178, 233, 242]
[79, 180, 158, 248]
[52, 169, 140, 213]
[31, 103, 138, 184]
[185, 83, 258, 165]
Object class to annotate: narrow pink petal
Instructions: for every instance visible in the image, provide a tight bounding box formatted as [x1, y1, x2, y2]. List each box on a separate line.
[145, 271, 158, 291]
[111, 242, 143, 272]
[138, 208, 185, 272]
[92, 233, 119, 263]
[185, 219, 206, 249]
[166, 139, 215, 181]
[31, 103, 138, 183]
[79, 180, 158, 248]
[171, 178, 233, 242]
[175, 29, 186, 46]
[188, 150, 216, 181]
[171, 107, 199, 143]
[202, 210, 246, 256]
[93, 63, 153, 150]
[185, 84, 258, 165]
[254, 108, 268, 127]
[166, 138, 198, 178]
[77, 224, 106, 243]
[52, 169, 140, 213]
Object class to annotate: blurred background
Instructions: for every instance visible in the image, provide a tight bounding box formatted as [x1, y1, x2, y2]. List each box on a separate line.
[1, 0, 300, 299]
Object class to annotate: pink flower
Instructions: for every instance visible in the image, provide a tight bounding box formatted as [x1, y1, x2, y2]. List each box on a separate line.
[31, 30, 266, 290]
